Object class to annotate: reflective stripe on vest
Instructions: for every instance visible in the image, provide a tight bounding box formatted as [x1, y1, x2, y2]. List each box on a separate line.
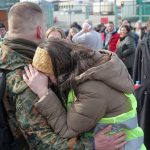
[67, 90, 146, 150]
[67, 89, 75, 109]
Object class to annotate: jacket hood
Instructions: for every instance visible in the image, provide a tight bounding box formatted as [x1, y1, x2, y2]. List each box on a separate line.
[75, 51, 134, 93]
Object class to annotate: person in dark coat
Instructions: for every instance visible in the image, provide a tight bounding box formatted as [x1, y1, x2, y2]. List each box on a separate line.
[133, 31, 150, 150]
[95, 23, 106, 43]
[116, 25, 136, 77]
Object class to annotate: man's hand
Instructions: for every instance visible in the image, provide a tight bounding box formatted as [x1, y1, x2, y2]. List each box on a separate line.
[94, 125, 127, 150]
[82, 22, 91, 32]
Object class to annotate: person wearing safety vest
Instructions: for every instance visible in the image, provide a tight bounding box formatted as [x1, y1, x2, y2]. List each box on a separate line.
[23, 39, 146, 150]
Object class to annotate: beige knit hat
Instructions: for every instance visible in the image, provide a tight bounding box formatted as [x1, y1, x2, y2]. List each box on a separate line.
[32, 47, 54, 75]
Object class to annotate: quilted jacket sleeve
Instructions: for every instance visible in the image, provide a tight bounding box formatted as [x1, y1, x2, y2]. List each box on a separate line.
[8, 71, 93, 150]
[35, 80, 107, 138]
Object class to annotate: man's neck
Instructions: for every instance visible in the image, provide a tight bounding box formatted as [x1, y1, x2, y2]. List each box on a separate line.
[7, 31, 35, 42]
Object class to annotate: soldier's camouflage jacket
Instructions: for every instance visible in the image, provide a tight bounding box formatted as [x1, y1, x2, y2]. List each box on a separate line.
[0, 40, 93, 150]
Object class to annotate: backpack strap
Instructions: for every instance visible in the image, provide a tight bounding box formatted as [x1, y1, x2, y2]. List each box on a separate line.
[0, 71, 6, 97]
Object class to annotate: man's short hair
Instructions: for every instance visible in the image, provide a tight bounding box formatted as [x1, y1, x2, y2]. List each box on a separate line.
[8, 2, 43, 31]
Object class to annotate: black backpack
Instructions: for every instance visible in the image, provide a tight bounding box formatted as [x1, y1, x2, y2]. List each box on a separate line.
[0, 70, 29, 150]
[0, 70, 14, 150]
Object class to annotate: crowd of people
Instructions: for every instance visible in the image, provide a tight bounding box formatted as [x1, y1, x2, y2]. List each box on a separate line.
[37, 18, 149, 79]
[0, 1, 149, 150]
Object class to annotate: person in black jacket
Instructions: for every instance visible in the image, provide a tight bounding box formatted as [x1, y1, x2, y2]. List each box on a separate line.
[116, 25, 136, 77]
[133, 31, 150, 150]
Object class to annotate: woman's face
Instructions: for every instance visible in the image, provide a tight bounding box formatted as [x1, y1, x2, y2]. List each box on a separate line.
[70, 29, 76, 37]
[120, 27, 128, 38]
[48, 31, 62, 39]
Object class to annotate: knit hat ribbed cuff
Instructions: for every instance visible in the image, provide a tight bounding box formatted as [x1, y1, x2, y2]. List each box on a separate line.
[32, 47, 54, 75]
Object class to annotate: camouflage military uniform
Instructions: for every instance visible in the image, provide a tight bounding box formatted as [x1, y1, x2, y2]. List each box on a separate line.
[0, 37, 4, 45]
[0, 39, 93, 150]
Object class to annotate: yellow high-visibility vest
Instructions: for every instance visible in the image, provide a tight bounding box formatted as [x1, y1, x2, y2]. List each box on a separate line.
[67, 90, 146, 150]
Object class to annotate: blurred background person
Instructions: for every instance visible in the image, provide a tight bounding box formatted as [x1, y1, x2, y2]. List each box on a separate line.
[70, 21, 82, 31]
[142, 26, 148, 37]
[142, 20, 150, 39]
[95, 23, 106, 43]
[46, 26, 65, 39]
[0, 23, 6, 38]
[67, 27, 79, 42]
[134, 21, 144, 40]
[116, 25, 136, 77]
[103, 21, 120, 52]
[0, 23, 7, 44]
[65, 21, 81, 37]
[117, 19, 129, 33]
[72, 20, 103, 51]
[124, 20, 139, 47]
[117, 19, 123, 31]
[133, 19, 150, 150]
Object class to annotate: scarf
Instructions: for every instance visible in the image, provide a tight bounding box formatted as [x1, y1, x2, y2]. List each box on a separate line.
[3, 38, 38, 59]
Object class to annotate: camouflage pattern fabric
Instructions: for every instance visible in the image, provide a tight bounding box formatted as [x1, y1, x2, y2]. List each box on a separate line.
[0, 43, 93, 150]
[0, 38, 3, 45]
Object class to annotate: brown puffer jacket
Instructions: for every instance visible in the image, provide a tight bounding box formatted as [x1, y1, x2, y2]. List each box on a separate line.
[34, 50, 134, 138]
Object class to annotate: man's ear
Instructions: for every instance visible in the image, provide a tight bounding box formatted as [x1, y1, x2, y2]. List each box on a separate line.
[49, 74, 57, 85]
[36, 26, 42, 39]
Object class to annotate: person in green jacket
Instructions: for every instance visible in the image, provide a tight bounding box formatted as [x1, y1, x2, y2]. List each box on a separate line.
[0, 1, 126, 150]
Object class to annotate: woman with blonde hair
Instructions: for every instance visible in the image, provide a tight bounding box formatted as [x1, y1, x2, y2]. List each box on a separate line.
[46, 26, 65, 39]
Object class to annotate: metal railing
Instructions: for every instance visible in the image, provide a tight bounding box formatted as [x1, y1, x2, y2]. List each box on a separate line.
[121, 1, 150, 21]
[52, 1, 150, 30]
[0, 1, 150, 30]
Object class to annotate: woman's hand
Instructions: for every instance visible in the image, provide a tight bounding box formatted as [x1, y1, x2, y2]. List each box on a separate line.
[23, 64, 49, 98]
